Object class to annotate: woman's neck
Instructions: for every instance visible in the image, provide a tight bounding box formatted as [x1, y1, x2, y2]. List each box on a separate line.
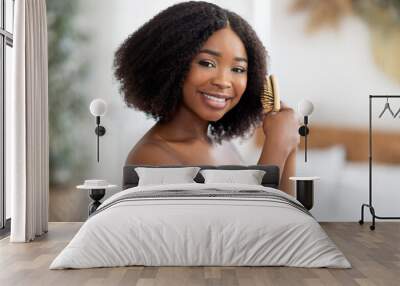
[154, 105, 210, 143]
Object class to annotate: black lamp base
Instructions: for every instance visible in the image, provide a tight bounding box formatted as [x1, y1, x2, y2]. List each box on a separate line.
[88, 189, 105, 215]
[295, 180, 314, 210]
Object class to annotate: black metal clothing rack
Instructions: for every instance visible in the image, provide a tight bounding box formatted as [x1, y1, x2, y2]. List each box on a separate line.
[359, 95, 400, 230]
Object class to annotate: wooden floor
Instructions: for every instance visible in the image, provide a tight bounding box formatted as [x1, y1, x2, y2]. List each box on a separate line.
[0, 222, 399, 286]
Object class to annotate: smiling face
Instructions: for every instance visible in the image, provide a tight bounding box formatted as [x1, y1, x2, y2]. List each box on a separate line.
[181, 27, 248, 122]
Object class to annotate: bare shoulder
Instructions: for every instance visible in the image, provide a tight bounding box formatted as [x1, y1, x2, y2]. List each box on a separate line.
[125, 137, 181, 165]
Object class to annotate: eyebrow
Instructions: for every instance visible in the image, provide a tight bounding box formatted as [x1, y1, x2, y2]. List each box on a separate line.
[199, 48, 248, 63]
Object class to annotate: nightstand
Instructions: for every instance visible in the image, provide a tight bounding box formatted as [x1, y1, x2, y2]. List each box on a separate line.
[77, 180, 118, 215]
[289, 176, 320, 210]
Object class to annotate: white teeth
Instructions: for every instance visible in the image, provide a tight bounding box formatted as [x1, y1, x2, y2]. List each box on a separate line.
[202, 93, 226, 103]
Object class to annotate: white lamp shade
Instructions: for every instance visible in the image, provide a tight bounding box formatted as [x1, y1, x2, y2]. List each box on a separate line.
[89, 99, 107, 116]
[298, 99, 314, 116]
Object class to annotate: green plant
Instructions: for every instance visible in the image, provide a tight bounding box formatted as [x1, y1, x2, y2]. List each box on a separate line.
[47, 0, 90, 187]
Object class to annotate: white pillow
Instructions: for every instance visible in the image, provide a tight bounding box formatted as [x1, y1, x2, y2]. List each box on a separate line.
[135, 167, 200, 186]
[200, 169, 266, 185]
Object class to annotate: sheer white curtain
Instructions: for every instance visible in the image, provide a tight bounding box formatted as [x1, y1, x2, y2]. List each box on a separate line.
[9, 0, 49, 242]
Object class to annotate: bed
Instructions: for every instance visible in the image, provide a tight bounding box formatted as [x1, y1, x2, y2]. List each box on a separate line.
[50, 165, 350, 269]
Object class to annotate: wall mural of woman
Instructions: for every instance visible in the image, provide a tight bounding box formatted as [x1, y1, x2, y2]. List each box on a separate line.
[113, 1, 300, 195]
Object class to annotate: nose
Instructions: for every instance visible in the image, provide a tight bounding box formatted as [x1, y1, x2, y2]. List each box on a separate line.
[211, 69, 232, 90]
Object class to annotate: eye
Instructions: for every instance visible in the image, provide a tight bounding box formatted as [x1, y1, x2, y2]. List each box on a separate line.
[198, 60, 216, 68]
[232, 67, 247, 74]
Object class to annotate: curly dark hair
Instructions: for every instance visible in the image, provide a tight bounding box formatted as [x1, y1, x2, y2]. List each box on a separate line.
[114, 1, 267, 141]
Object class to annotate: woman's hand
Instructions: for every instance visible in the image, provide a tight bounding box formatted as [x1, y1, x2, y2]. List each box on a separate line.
[262, 101, 300, 157]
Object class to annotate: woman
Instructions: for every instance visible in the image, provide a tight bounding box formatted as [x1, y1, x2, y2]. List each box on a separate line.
[114, 1, 299, 195]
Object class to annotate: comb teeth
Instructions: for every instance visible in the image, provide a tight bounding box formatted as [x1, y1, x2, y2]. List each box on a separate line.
[261, 76, 275, 113]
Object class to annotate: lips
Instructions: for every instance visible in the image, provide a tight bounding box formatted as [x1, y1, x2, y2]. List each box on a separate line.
[199, 91, 232, 110]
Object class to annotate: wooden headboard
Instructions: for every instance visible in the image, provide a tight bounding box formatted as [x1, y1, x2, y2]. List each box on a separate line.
[254, 125, 400, 164]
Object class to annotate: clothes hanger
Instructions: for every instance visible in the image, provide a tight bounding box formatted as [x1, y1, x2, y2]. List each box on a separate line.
[394, 106, 400, 118]
[378, 97, 395, 118]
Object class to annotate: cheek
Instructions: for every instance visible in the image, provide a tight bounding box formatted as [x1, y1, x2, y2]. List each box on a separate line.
[182, 66, 207, 97]
[185, 64, 209, 87]
[238, 76, 247, 94]
[232, 76, 248, 104]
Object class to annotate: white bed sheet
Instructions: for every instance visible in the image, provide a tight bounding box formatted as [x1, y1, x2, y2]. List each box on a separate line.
[50, 183, 350, 269]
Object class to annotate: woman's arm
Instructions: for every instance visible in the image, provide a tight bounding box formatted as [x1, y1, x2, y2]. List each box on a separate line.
[279, 148, 296, 196]
[257, 136, 296, 195]
[258, 103, 299, 195]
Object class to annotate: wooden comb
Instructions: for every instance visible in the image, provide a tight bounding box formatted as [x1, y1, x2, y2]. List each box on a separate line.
[261, 74, 280, 113]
